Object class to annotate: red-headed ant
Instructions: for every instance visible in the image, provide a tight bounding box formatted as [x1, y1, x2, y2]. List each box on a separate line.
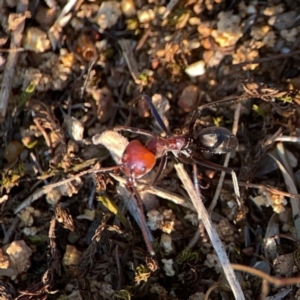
[93, 95, 240, 255]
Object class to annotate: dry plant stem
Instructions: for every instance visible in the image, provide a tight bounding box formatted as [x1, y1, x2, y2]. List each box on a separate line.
[187, 222, 206, 249]
[232, 50, 300, 68]
[3, 216, 20, 244]
[269, 142, 300, 238]
[14, 166, 118, 214]
[118, 39, 139, 83]
[110, 173, 195, 211]
[204, 282, 220, 300]
[275, 136, 300, 143]
[163, 0, 180, 18]
[115, 245, 122, 290]
[30, 152, 49, 185]
[88, 181, 96, 209]
[260, 280, 269, 300]
[175, 163, 245, 300]
[0, 0, 28, 117]
[231, 264, 300, 286]
[33, 118, 51, 148]
[80, 58, 96, 100]
[0, 48, 25, 52]
[55, 0, 77, 26]
[209, 102, 241, 213]
[219, 179, 300, 199]
[273, 233, 300, 243]
[136, 27, 151, 51]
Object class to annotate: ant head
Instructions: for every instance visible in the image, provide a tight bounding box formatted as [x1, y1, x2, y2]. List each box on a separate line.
[121, 140, 156, 179]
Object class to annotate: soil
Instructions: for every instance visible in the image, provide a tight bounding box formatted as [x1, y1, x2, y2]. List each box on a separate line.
[1, 1, 300, 299]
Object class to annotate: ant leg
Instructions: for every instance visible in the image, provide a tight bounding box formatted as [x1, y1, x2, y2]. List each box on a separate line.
[188, 110, 198, 134]
[197, 96, 241, 113]
[131, 184, 155, 255]
[151, 154, 167, 187]
[140, 94, 172, 136]
[191, 153, 240, 199]
[114, 126, 155, 138]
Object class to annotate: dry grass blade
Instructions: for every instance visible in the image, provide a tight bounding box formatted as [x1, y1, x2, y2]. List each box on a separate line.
[163, 0, 180, 19]
[0, 0, 28, 117]
[219, 179, 300, 199]
[268, 143, 300, 238]
[231, 263, 300, 286]
[110, 173, 195, 211]
[118, 39, 140, 84]
[48, 0, 82, 49]
[175, 162, 245, 300]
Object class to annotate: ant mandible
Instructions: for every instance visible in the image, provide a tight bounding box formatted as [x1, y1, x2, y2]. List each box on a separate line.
[115, 94, 240, 199]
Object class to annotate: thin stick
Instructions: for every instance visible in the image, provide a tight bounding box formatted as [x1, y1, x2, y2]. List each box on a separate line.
[14, 166, 120, 214]
[110, 173, 195, 211]
[232, 50, 300, 68]
[3, 217, 20, 244]
[216, 179, 300, 199]
[136, 27, 151, 51]
[209, 102, 241, 213]
[231, 263, 300, 286]
[0, 0, 28, 117]
[175, 163, 245, 300]
[163, 0, 180, 19]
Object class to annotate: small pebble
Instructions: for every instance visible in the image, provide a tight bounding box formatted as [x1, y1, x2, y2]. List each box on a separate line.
[23, 27, 51, 53]
[137, 8, 155, 23]
[185, 60, 206, 77]
[178, 85, 199, 112]
[121, 0, 136, 17]
[268, 11, 297, 30]
[160, 233, 174, 254]
[63, 245, 82, 266]
[4, 141, 24, 164]
[161, 258, 175, 276]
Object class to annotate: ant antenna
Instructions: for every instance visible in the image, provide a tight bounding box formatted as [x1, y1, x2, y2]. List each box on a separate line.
[140, 94, 172, 136]
[197, 96, 241, 112]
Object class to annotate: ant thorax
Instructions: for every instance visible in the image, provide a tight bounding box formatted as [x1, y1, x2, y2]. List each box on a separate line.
[145, 137, 167, 157]
[145, 135, 189, 158]
[174, 136, 189, 151]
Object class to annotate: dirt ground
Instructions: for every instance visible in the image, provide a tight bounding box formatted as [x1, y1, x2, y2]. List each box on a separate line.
[1, 0, 300, 299]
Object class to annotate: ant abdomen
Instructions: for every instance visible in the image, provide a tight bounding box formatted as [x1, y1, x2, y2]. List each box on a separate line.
[195, 127, 238, 154]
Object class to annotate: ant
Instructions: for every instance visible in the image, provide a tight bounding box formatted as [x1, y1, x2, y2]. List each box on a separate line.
[93, 95, 240, 255]
[115, 95, 240, 198]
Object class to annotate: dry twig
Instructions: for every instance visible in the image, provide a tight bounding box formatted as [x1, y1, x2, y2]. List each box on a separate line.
[0, 0, 28, 117]
[175, 163, 245, 300]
